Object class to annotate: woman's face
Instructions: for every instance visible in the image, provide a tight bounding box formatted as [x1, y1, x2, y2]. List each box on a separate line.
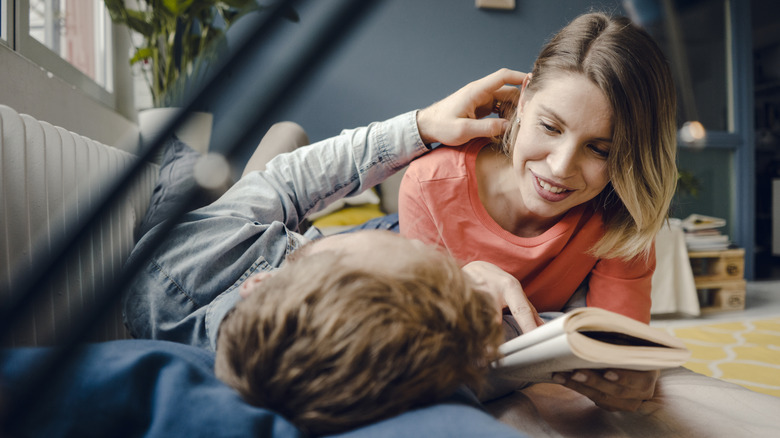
[510, 72, 613, 223]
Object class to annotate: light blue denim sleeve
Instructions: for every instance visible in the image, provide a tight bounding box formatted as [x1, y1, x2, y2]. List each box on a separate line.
[123, 111, 428, 351]
[259, 110, 427, 225]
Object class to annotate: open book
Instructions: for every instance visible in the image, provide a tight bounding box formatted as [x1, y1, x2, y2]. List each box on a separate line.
[479, 307, 691, 401]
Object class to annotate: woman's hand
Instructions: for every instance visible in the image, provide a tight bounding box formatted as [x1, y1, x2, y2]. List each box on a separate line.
[417, 69, 525, 146]
[553, 368, 660, 412]
[461, 260, 544, 334]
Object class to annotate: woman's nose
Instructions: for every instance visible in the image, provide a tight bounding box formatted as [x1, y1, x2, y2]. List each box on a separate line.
[548, 141, 579, 178]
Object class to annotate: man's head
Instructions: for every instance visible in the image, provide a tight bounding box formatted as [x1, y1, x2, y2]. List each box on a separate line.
[215, 230, 502, 435]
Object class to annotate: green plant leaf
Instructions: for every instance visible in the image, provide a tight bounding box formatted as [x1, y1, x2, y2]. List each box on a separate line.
[104, 0, 128, 20]
[677, 170, 701, 197]
[123, 9, 155, 36]
[104, 0, 297, 106]
[130, 47, 154, 65]
[219, 0, 255, 7]
[162, 0, 196, 15]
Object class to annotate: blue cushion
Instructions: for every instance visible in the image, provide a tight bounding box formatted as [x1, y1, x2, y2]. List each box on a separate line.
[1, 340, 301, 437]
[1, 340, 526, 437]
[329, 399, 524, 438]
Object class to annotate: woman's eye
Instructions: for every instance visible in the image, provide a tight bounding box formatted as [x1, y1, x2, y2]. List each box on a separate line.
[540, 121, 559, 133]
[588, 144, 609, 158]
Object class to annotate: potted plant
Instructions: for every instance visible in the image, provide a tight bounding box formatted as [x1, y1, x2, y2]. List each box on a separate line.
[105, 0, 285, 108]
[105, 0, 298, 155]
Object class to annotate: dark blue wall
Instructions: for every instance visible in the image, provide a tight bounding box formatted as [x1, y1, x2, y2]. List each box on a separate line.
[275, 0, 622, 140]
[214, 0, 626, 169]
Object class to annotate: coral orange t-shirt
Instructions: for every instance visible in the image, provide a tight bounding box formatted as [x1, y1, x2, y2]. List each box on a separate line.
[398, 139, 654, 323]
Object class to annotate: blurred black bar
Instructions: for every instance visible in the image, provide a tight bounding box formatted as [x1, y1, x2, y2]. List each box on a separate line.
[1, 0, 383, 433]
[0, 0, 300, 345]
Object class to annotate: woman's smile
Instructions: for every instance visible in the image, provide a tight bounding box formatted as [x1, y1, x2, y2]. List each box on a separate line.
[532, 172, 573, 201]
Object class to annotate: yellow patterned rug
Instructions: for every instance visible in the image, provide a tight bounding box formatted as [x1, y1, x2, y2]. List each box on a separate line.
[663, 317, 780, 397]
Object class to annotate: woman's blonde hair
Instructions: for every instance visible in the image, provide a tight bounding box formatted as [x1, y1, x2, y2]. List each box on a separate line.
[215, 243, 502, 435]
[503, 12, 678, 260]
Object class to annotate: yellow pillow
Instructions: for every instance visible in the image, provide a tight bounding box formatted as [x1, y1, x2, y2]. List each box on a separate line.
[311, 204, 385, 229]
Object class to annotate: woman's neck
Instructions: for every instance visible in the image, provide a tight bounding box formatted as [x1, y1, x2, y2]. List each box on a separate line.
[475, 145, 561, 237]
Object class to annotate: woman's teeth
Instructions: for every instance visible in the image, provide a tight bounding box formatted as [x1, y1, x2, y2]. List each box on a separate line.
[539, 179, 566, 194]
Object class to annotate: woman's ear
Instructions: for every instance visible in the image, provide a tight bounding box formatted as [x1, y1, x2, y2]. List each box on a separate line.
[517, 73, 533, 114]
[521, 73, 533, 92]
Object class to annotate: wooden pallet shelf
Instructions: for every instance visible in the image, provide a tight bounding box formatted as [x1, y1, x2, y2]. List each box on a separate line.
[688, 248, 745, 282]
[688, 248, 746, 313]
[695, 279, 747, 313]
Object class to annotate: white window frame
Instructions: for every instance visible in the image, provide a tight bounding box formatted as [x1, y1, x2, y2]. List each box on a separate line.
[1, 0, 11, 43]
[0, 0, 136, 151]
[14, 0, 116, 108]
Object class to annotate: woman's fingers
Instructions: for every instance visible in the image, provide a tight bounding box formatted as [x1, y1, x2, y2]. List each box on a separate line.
[553, 368, 660, 412]
[462, 260, 542, 332]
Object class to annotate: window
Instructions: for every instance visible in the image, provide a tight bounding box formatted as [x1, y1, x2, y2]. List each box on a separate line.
[14, 0, 115, 105]
[641, 0, 732, 133]
[637, 0, 756, 272]
[28, 0, 112, 91]
[1, 0, 8, 42]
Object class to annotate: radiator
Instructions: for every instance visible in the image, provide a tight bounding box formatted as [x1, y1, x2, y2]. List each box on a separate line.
[0, 104, 158, 347]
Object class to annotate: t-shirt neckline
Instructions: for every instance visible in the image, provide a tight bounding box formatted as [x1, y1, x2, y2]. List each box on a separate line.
[464, 140, 582, 246]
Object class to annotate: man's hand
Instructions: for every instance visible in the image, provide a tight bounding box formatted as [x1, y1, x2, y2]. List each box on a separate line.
[417, 69, 525, 146]
[462, 261, 544, 334]
[239, 271, 274, 298]
[553, 368, 660, 412]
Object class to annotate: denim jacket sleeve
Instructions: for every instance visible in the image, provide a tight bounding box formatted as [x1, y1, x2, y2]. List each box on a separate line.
[123, 111, 428, 351]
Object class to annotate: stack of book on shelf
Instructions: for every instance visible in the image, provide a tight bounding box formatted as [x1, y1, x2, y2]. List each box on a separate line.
[681, 214, 730, 251]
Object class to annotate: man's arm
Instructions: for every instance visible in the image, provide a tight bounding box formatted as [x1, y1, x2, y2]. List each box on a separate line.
[249, 67, 526, 230]
[123, 69, 528, 351]
[254, 110, 429, 231]
[123, 111, 426, 350]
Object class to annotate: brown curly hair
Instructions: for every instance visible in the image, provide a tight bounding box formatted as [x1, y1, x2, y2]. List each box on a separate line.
[215, 232, 502, 435]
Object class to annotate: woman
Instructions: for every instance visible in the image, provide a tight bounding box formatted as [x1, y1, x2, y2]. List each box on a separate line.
[398, 12, 677, 411]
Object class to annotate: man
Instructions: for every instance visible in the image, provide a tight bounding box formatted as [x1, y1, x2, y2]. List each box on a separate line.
[122, 69, 526, 434]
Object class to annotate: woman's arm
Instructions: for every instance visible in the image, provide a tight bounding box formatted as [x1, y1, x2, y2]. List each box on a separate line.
[587, 246, 656, 324]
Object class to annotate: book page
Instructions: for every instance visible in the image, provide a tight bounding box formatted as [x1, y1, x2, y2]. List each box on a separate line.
[491, 308, 690, 385]
[494, 333, 581, 382]
[499, 313, 569, 356]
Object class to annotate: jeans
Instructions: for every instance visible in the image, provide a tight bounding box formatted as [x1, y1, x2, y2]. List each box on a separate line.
[122, 111, 430, 351]
[342, 213, 400, 233]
